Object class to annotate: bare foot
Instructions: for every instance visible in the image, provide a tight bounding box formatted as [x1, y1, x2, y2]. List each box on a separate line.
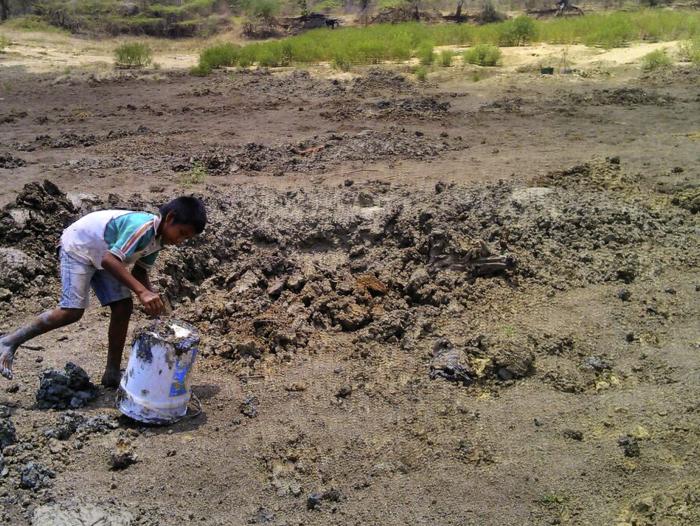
[0, 338, 17, 380]
[101, 368, 121, 388]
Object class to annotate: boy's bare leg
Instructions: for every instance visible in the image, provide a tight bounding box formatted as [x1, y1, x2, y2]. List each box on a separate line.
[102, 297, 133, 388]
[0, 308, 84, 380]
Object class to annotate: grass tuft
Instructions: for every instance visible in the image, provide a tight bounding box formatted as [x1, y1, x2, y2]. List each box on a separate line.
[678, 37, 700, 65]
[640, 48, 672, 71]
[414, 65, 428, 81]
[0, 35, 9, 53]
[464, 44, 502, 66]
[438, 49, 455, 67]
[416, 42, 435, 66]
[114, 42, 152, 68]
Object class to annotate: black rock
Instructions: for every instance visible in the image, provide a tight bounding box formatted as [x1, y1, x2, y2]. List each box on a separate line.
[618, 435, 640, 457]
[0, 416, 17, 448]
[248, 507, 275, 524]
[19, 462, 55, 491]
[617, 289, 631, 301]
[240, 396, 259, 418]
[563, 429, 584, 441]
[307, 489, 342, 510]
[336, 385, 352, 398]
[36, 362, 98, 410]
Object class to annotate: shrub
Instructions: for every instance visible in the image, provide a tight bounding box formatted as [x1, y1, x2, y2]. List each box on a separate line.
[678, 38, 700, 65]
[464, 44, 502, 66]
[414, 65, 428, 81]
[246, 0, 279, 20]
[114, 42, 153, 68]
[498, 16, 537, 46]
[181, 161, 208, 186]
[2, 15, 66, 33]
[416, 42, 434, 65]
[641, 49, 672, 71]
[198, 42, 240, 71]
[479, 1, 505, 24]
[438, 49, 455, 67]
[332, 54, 352, 71]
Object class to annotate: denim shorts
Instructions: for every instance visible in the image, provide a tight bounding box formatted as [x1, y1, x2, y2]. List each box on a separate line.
[59, 249, 131, 309]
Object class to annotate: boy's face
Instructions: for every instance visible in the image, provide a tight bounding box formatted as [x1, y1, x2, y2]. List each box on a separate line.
[161, 213, 197, 246]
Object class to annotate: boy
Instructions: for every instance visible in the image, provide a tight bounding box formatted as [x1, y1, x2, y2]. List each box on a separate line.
[0, 196, 206, 387]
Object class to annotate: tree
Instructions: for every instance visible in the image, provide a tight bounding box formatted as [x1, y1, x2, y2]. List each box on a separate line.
[1, 0, 9, 21]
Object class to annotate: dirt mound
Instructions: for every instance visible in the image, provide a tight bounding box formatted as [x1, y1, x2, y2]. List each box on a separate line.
[0, 153, 26, 169]
[350, 69, 416, 96]
[189, 128, 462, 176]
[321, 97, 451, 122]
[575, 88, 674, 106]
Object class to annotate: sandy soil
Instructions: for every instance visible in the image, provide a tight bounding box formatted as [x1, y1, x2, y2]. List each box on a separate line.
[0, 32, 699, 526]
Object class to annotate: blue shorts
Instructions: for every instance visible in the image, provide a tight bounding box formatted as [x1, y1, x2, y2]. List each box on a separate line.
[59, 249, 131, 309]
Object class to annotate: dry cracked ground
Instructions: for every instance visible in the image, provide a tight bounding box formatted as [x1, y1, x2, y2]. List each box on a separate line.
[0, 56, 699, 526]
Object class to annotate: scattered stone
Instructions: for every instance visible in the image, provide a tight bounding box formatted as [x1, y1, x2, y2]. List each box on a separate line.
[626, 332, 636, 343]
[0, 153, 26, 169]
[0, 287, 12, 301]
[617, 289, 631, 301]
[110, 437, 137, 470]
[248, 507, 275, 524]
[618, 435, 641, 457]
[336, 385, 352, 398]
[307, 488, 342, 510]
[19, 462, 55, 490]
[43, 411, 119, 441]
[285, 382, 307, 392]
[36, 362, 99, 409]
[240, 396, 259, 418]
[5, 383, 19, 393]
[429, 340, 474, 386]
[582, 356, 612, 372]
[0, 416, 17, 448]
[562, 429, 584, 441]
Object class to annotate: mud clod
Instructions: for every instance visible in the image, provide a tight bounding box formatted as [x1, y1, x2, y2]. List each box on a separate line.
[618, 435, 641, 457]
[0, 416, 17, 448]
[19, 461, 55, 490]
[36, 363, 99, 410]
[110, 437, 137, 470]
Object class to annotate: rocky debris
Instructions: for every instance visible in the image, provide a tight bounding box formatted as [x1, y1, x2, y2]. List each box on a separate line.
[307, 488, 342, 510]
[0, 153, 26, 169]
[582, 356, 612, 372]
[248, 507, 275, 524]
[240, 396, 259, 418]
[618, 435, 641, 457]
[617, 483, 700, 526]
[110, 437, 137, 470]
[43, 412, 119, 441]
[429, 340, 474, 386]
[335, 385, 352, 398]
[19, 461, 55, 490]
[350, 68, 416, 96]
[32, 503, 135, 525]
[190, 127, 461, 176]
[14, 127, 151, 152]
[0, 415, 17, 448]
[36, 363, 99, 410]
[0, 180, 78, 294]
[587, 88, 674, 106]
[0, 451, 7, 477]
[562, 429, 584, 441]
[322, 97, 450, 122]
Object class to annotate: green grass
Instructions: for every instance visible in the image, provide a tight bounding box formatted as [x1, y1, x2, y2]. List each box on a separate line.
[1, 15, 68, 33]
[464, 44, 502, 66]
[0, 35, 8, 52]
[414, 65, 428, 81]
[678, 37, 700, 65]
[114, 42, 153, 68]
[416, 42, 434, 65]
[438, 49, 455, 67]
[191, 9, 700, 74]
[640, 48, 672, 71]
[181, 161, 208, 186]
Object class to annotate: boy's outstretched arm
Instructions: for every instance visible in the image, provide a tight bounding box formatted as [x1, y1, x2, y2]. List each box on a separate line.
[101, 253, 164, 316]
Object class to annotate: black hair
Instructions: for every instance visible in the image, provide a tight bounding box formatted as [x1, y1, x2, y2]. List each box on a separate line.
[159, 196, 207, 234]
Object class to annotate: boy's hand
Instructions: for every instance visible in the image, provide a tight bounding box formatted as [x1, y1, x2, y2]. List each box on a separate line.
[137, 289, 165, 316]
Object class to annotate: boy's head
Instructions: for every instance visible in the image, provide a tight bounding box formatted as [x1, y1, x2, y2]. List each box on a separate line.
[158, 196, 207, 246]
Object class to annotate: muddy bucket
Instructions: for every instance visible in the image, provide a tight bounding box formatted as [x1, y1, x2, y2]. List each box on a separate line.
[118, 319, 200, 425]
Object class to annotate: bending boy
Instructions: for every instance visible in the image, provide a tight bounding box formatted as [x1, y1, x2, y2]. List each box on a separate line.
[0, 196, 206, 386]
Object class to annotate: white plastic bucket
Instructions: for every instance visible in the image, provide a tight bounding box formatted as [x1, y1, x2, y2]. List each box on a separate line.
[118, 319, 199, 425]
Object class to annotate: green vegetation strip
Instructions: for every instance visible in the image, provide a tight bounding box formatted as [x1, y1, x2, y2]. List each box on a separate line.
[194, 9, 699, 73]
